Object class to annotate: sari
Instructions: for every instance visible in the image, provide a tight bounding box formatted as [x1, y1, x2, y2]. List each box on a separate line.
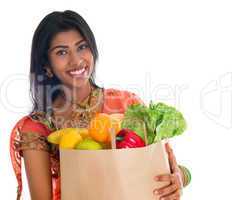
[9, 88, 144, 200]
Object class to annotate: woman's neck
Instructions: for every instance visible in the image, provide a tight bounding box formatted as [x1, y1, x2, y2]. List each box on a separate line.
[53, 81, 93, 111]
[69, 82, 92, 104]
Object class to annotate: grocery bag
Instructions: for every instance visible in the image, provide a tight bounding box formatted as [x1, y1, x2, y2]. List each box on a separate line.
[60, 125, 171, 200]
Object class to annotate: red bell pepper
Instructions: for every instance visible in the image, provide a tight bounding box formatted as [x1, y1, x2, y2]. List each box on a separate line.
[116, 129, 145, 149]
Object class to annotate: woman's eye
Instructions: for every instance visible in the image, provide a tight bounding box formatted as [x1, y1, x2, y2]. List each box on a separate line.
[56, 50, 67, 56]
[78, 43, 89, 51]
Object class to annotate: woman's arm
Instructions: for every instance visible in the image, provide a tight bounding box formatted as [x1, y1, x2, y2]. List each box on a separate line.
[23, 150, 53, 200]
[153, 143, 192, 200]
[18, 116, 54, 200]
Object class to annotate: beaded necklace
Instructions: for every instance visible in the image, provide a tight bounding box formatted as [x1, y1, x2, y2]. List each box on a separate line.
[50, 85, 104, 129]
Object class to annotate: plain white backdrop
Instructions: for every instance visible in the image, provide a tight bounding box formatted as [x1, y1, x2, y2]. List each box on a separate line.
[1, 0, 232, 199]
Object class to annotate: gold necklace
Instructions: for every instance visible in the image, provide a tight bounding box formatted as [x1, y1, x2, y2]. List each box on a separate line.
[69, 85, 101, 128]
[59, 84, 93, 107]
[50, 85, 97, 129]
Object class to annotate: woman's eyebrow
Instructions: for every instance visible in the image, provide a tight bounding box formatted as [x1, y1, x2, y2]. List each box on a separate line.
[49, 39, 85, 52]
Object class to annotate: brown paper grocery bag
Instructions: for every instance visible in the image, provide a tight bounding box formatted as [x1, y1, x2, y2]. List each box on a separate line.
[60, 139, 170, 200]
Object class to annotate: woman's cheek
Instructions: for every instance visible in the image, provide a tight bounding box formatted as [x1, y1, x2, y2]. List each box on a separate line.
[54, 56, 68, 68]
[81, 48, 94, 62]
[51, 58, 68, 74]
[85, 51, 95, 71]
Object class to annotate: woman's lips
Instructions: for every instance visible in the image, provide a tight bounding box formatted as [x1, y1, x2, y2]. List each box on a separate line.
[66, 66, 89, 78]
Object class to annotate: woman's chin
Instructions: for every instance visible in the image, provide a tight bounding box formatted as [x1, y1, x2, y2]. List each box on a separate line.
[67, 78, 90, 89]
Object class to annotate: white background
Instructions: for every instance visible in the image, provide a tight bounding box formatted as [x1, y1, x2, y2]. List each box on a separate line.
[1, 0, 232, 199]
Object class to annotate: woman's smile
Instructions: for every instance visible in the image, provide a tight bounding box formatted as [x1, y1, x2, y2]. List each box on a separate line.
[48, 30, 94, 88]
[66, 66, 89, 78]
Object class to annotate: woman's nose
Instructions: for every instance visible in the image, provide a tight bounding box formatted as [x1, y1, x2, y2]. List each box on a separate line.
[69, 51, 82, 67]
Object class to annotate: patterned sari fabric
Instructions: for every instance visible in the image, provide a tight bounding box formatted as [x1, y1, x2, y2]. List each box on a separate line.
[10, 88, 144, 200]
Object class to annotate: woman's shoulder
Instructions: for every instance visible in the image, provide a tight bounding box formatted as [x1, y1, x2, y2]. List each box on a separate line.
[104, 87, 144, 104]
[104, 87, 138, 97]
[10, 111, 55, 158]
[103, 88, 145, 113]
[14, 111, 54, 137]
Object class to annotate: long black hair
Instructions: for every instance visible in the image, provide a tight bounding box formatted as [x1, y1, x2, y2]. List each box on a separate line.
[29, 10, 101, 115]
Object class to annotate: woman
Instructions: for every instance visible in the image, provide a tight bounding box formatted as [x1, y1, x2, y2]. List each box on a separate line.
[10, 10, 191, 200]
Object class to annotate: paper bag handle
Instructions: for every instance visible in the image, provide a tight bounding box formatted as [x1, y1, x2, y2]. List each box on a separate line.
[109, 127, 117, 149]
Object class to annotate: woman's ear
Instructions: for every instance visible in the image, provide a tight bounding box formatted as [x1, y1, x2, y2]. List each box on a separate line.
[43, 66, 54, 78]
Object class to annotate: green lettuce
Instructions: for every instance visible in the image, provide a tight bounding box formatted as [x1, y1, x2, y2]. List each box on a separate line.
[121, 104, 157, 144]
[121, 102, 187, 144]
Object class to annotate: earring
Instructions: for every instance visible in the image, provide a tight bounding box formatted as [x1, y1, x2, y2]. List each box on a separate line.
[44, 67, 54, 78]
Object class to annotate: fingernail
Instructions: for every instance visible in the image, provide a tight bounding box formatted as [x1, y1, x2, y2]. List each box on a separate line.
[153, 190, 158, 195]
[154, 176, 159, 181]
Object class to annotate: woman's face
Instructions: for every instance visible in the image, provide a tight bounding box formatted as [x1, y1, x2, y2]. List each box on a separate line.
[48, 30, 94, 89]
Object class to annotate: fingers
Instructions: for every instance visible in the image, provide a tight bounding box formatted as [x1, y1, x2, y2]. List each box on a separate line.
[158, 190, 181, 200]
[153, 183, 177, 197]
[154, 173, 174, 183]
[165, 142, 172, 154]
[165, 143, 179, 173]
[154, 172, 182, 185]
[154, 173, 183, 199]
[154, 143, 182, 199]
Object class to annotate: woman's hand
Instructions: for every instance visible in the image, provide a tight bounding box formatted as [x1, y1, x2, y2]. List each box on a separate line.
[153, 143, 183, 200]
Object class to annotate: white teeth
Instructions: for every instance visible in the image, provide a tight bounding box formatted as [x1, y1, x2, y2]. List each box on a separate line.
[69, 68, 85, 75]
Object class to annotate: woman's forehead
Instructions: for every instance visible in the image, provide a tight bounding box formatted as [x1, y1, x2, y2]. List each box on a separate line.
[50, 30, 84, 47]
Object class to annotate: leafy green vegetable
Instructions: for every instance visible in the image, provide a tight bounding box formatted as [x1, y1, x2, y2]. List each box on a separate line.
[152, 102, 187, 142]
[121, 104, 156, 144]
[121, 102, 187, 144]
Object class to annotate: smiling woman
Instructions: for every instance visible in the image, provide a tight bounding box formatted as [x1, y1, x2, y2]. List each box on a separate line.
[9, 10, 191, 200]
[10, 10, 103, 200]
[45, 30, 94, 97]
[29, 10, 100, 115]
[47, 31, 93, 89]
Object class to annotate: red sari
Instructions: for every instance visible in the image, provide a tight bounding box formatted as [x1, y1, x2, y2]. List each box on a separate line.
[9, 88, 143, 200]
